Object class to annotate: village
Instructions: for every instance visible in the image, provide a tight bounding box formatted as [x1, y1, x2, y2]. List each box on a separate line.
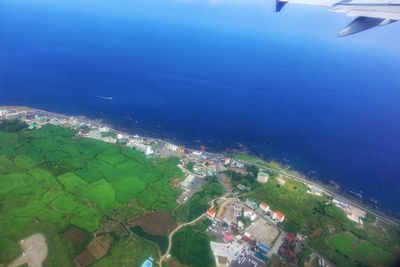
[0, 106, 369, 267]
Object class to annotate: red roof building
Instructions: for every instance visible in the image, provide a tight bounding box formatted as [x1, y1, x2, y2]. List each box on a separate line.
[206, 208, 216, 220]
[272, 211, 285, 223]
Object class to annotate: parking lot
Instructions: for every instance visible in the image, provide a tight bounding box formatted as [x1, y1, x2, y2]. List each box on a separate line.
[229, 248, 265, 267]
[207, 218, 236, 242]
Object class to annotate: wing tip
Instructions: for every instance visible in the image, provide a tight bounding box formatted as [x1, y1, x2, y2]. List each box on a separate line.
[276, 0, 288, 12]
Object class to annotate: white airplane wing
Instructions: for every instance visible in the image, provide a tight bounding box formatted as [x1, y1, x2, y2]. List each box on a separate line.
[276, 0, 400, 36]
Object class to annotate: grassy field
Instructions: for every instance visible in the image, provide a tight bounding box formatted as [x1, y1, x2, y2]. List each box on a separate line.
[90, 235, 159, 267]
[131, 226, 168, 254]
[171, 226, 215, 267]
[247, 176, 400, 267]
[0, 123, 183, 265]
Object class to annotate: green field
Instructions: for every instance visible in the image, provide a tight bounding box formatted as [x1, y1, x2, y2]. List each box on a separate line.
[90, 235, 159, 267]
[130, 226, 168, 254]
[171, 226, 215, 267]
[0, 122, 183, 265]
[247, 175, 400, 267]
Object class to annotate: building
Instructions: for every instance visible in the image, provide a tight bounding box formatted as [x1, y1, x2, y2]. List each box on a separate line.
[307, 184, 325, 196]
[224, 158, 231, 166]
[223, 234, 234, 242]
[243, 208, 258, 221]
[258, 243, 270, 253]
[207, 208, 216, 220]
[98, 127, 110, 132]
[192, 151, 202, 156]
[242, 233, 256, 246]
[177, 146, 186, 154]
[259, 202, 270, 213]
[333, 197, 349, 209]
[166, 143, 178, 151]
[145, 146, 154, 156]
[140, 257, 153, 267]
[257, 171, 270, 183]
[245, 198, 258, 209]
[272, 211, 285, 223]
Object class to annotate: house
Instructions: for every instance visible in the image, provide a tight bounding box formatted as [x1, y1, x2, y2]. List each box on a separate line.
[177, 146, 186, 154]
[259, 203, 270, 213]
[206, 208, 216, 220]
[224, 158, 231, 166]
[257, 172, 270, 183]
[272, 211, 285, 223]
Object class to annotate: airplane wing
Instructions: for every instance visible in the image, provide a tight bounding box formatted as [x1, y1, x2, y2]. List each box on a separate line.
[276, 0, 400, 37]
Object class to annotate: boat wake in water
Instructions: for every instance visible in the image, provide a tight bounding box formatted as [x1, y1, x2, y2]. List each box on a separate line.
[97, 96, 113, 100]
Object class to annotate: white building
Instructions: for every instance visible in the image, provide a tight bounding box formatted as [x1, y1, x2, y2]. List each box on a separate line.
[145, 146, 154, 156]
[99, 127, 110, 132]
[166, 143, 178, 152]
[257, 172, 270, 183]
[192, 151, 202, 156]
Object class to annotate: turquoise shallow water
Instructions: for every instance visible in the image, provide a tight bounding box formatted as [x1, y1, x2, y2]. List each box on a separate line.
[1, 0, 400, 215]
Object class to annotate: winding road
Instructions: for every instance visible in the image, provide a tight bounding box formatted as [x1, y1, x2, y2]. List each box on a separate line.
[159, 214, 206, 265]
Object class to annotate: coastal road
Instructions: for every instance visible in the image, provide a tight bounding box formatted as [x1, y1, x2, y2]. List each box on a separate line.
[238, 159, 400, 228]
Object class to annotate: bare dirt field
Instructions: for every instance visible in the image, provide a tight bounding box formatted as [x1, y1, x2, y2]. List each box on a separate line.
[219, 173, 233, 192]
[8, 233, 48, 267]
[170, 178, 181, 188]
[75, 234, 114, 267]
[63, 226, 89, 249]
[129, 212, 177, 236]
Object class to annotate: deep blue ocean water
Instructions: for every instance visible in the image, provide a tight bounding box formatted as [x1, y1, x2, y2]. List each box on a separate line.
[1, 0, 400, 215]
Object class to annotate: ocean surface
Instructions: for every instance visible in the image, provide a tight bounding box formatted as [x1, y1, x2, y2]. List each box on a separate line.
[1, 0, 400, 215]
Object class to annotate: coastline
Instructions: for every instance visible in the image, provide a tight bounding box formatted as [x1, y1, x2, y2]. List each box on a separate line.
[1, 105, 399, 228]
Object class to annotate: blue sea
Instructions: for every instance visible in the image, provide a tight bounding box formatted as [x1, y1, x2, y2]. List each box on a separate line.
[1, 0, 400, 215]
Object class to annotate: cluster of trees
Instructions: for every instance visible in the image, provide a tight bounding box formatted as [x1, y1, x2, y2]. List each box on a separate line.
[0, 119, 27, 132]
[225, 164, 259, 186]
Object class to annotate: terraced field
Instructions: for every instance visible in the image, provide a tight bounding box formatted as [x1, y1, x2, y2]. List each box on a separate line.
[0, 123, 183, 265]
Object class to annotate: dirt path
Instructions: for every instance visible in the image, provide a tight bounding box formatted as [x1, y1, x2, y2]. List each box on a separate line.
[8, 233, 48, 267]
[159, 214, 206, 265]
